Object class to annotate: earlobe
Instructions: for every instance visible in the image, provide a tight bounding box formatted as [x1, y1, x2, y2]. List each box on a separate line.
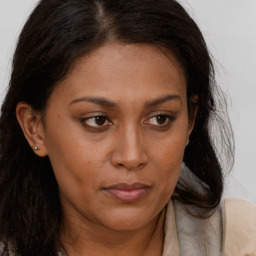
[16, 102, 48, 157]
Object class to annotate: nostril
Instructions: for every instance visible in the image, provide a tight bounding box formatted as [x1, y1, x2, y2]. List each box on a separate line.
[114, 159, 147, 171]
[138, 163, 146, 169]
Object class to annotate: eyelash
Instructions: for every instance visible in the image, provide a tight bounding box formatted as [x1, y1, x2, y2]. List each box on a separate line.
[144, 113, 176, 129]
[80, 113, 176, 132]
[81, 115, 112, 132]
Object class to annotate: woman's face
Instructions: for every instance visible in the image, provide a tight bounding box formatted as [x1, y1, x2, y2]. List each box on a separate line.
[40, 43, 193, 232]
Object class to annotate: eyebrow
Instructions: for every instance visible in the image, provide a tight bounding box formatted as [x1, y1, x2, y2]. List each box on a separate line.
[145, 94, 181, 107]
[69, 96, 117, 107]
[69, 94, 181, 108]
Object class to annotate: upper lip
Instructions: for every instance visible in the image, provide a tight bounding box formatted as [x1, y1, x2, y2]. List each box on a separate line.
[104, 182, 151, 190]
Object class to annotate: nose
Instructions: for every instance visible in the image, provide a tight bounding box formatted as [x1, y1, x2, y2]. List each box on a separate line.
[110, 125, 148, 170]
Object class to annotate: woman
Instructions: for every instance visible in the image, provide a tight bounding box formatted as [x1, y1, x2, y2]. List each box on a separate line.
[0, 0, 255, 255]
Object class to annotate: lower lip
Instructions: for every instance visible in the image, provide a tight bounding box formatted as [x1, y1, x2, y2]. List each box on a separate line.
[104, 188, 149, 203]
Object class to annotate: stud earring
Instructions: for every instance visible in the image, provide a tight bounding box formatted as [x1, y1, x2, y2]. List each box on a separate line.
[186, 139, 189, 146]
[34, 146, 39, 151]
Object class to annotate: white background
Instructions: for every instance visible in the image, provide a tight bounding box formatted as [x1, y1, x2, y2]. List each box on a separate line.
[0, 0, 256, 203]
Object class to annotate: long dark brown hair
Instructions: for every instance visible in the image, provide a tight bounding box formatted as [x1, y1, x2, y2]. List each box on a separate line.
[0, 0, 234, 255]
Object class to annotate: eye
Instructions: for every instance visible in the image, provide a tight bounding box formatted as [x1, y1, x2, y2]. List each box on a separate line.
[81, 115, 112, 128]
[144, 114, 176, 127]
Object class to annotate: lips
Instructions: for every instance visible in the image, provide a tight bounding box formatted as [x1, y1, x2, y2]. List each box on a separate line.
[103, 183, 151, 203]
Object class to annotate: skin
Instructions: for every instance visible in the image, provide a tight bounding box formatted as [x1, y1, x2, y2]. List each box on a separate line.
[16, 43, 197, 256]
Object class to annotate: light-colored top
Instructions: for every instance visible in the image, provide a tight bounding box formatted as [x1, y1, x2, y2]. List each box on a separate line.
[225, 198, 256, 256]
[163, 198, 256, 256]
[1, 198, 256, 255]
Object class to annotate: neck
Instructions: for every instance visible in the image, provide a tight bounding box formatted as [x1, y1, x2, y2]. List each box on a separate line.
[60, 208, 166, 256]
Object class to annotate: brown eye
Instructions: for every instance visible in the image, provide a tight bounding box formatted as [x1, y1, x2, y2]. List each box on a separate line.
[144, 114, 176, 127]
[94, 116, 107, 126]
[156, 115, 167, 125]
[82, 116, 111, 127]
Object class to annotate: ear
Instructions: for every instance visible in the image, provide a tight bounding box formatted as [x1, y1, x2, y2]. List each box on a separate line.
[16, 102, 48, 157]
[187, 94, 199, 136]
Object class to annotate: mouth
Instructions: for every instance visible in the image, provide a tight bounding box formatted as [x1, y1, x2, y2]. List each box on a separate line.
[103, 183, 151, 203]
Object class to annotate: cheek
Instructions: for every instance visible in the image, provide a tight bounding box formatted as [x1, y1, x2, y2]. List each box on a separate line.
[151, 130, 186, 191]
[152, 131, 186, 168]
[48, 143, 101, 211]
[48, 140, 98, 184]
[44, 124, 111, 201]
[43, 125, 89, 192]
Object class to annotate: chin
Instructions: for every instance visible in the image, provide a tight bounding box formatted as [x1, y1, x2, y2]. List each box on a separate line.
[98, 206, 160, 232]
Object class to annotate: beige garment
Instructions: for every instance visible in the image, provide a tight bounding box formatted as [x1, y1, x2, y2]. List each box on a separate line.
[224, 198, 256, 256]
[162, 199, 256, 256]
[162, 201, 180, 256]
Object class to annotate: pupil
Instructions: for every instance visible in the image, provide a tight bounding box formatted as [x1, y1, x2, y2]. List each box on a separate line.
[157, 115, 167, 125]
[95, 116, 106, 125]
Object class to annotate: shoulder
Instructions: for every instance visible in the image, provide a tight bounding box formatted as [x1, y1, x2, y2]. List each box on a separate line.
[224, 198, 256, 256]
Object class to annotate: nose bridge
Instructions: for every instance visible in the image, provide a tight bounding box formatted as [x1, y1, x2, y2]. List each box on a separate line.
[111, 122, 148, 170]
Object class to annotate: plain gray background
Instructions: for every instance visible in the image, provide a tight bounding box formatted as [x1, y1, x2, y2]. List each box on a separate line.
[0, 0, 256, 203]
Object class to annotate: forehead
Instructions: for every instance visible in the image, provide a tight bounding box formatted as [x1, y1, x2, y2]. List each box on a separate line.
[50, 43, 187, 105]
